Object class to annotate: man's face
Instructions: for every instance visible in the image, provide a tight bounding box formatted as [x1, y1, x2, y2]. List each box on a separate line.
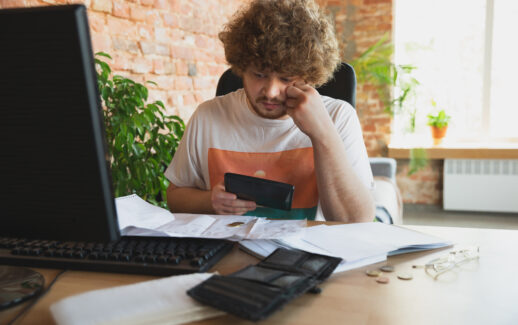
[242, 66, 303, 120]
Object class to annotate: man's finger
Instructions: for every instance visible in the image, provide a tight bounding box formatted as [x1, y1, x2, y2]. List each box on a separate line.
[285, 97, 300, 109]
[286, 84, 305, 99]
[215, 191, 237, 200]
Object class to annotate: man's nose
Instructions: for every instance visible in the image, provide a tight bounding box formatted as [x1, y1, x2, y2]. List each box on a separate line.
[263, 78, 283, 99]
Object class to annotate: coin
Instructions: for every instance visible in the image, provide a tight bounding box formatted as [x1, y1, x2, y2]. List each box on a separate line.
[376, 276, 390, 284]
[227, 221, 245, 227]
[365, 269, 381, 277]
[397, 273, 413, 280]
[380, 265, 394, 272]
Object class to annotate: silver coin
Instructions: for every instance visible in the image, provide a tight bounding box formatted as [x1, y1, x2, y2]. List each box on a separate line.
[397, 273, 413, 280]
[380, 265, 394, 272]
[365, 269, 381, 277]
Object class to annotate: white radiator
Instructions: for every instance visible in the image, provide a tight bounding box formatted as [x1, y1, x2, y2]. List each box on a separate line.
[443, 159, 518, 213]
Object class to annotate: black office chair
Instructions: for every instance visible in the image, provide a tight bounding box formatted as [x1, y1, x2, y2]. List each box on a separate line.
[215, 62, 356, 108]
[214, 63, 401, 224]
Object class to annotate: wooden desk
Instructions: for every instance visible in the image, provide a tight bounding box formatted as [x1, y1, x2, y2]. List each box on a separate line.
[2, 225, 518, 325]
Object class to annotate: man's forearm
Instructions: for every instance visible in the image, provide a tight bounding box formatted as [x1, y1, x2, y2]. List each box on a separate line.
[166, 186, 214, 214]
[312, 132, 375, 223]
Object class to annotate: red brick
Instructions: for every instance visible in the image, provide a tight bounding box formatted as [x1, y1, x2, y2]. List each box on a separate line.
[130, 5, 148, 21]
[132, 57, 153, 74]
[90, 32, 111, 53]
[88, 11, 106, 32]
[195, 62, 209, 76]
[193, 77, 213, 90]
[174, 76, 193, 91]
[155, 27, 171, 43]
[153, 75, 175, 89]
[194, 35, 211, 49]
[363, 124, 375, 132]
[207, 65, 221, 76]
[140, 0, 154, 6]
[112, 0, 130, 18]
[0, 0, 26, 8]
[138, 25, 153, 39]
[91, 0, 112, 13]
[113, 38, 139, 53]
[175, 61, 188, 76]
[170, 29, 183, 42]
[183, 93, 196, 106]
[140, 41, 170, 56]
[169, 0, 191, 15]
[163, 13, 179, 28]
[170, 46, 194, 60]
[153, 0, 167, 9]
[110, 54, 132, 71]
[107, 16, 138, 37]
[153, 59, 175, 75]
[144, 10, 161, 25]
[147, 89, 168, 105]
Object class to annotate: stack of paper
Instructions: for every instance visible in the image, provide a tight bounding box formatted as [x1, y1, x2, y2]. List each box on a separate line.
[115, 195, 306, 240]
[240, 222, 452, 273]
[50, 273, 224, 325]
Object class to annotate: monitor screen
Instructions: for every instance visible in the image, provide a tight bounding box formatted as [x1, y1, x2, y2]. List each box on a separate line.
[0, 5, 119, 242]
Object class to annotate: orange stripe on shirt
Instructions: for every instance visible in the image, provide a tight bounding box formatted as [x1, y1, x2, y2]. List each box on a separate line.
[208, 148, 318, 209]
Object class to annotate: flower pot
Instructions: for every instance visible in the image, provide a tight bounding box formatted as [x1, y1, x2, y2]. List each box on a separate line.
[430, 125, 448, 145]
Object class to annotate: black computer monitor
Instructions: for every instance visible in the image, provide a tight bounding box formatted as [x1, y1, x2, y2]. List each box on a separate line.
[0, 5, 119, 242]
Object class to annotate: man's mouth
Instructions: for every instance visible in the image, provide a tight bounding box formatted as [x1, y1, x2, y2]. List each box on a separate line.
[261, 101, 282, 110]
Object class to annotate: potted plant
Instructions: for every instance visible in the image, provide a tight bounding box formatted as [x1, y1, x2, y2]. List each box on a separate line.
[95, 52, 185, 208]
[427, 107, 451, 145]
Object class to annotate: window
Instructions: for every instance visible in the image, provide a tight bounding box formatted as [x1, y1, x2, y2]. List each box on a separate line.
[393, 0, 518, 143]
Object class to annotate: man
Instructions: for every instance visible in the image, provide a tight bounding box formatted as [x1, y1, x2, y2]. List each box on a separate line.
[165, 0, 375, 222]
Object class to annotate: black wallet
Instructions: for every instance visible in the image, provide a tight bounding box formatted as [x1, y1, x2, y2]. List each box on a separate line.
[187, 248, 342, 321]
[224, 173, 295, 210]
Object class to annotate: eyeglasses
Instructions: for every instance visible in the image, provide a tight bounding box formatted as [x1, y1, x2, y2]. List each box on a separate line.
[413, 247, 480, 280]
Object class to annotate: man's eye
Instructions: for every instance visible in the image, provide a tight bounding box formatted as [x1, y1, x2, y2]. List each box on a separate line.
[281, 78, 294, 83]
[254, 73, 266, 78]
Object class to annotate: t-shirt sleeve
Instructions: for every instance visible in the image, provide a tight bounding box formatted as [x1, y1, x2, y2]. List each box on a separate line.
[163, 110, 207, 190]
[333, 102, 375, 191]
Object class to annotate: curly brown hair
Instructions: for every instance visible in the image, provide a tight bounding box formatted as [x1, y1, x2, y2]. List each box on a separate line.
[218, 0, 340, 87]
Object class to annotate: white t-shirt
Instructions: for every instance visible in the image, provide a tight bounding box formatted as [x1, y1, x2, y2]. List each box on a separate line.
[164, 88, 373, 220]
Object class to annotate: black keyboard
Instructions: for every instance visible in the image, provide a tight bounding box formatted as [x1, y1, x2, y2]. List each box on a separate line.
[0, 236, 233, 276]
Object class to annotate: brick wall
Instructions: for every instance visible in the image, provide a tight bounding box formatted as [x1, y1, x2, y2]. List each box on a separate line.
[1, 0, 440, 205]
[0, 0, 246, 121]
[319, 0, 392, 157]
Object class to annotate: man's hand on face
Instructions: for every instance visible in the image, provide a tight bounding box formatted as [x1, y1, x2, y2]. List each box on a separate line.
[285, 82, 334, 140]
[211, 180, 257, 215]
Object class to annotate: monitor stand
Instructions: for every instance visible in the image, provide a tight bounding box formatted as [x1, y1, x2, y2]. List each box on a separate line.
[0, 266, 44, 310]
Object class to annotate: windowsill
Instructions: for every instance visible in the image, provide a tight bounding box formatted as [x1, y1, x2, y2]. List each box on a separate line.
[388, 140, 518, 159]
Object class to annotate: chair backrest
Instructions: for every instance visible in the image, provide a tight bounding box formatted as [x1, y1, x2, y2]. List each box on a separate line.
[215, 62, 357, 108]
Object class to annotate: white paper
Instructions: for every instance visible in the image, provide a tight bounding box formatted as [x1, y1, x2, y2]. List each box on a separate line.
[156, 214, 217, 237]
[115, 194, 174, 231]
[240, 223, 451, 274]
[50, 273, 224, 325]
[114, 195, 307, 241]
[246, 219, 306, 239]
[281, 224, 390, 261]
[308, 223, 452, 254]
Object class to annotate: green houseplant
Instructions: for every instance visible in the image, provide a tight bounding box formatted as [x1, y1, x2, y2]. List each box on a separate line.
[351, 34, 419, 118]
[95, 52, 185, 208]
[351, 34, 426, 174]
[427, 108, 451, 145]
